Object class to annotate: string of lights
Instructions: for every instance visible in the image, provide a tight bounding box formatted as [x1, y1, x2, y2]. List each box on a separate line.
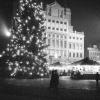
[1, 0, 48, 78]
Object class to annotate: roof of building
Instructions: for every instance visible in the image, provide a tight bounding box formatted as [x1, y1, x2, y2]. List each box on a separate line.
[47, 1, 62, 8]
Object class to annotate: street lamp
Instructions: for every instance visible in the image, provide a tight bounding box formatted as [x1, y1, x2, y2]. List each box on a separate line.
[3, 26, 11, 37]
[1, 23, 11, 37]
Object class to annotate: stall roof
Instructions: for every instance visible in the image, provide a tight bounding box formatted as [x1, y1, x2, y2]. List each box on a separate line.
[71, 57, 100, 65]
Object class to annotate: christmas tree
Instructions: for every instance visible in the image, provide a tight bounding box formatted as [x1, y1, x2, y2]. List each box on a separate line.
[1, 0, 48, 78]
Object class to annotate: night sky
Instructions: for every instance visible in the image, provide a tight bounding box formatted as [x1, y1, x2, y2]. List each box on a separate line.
[0, 0, 100, 56]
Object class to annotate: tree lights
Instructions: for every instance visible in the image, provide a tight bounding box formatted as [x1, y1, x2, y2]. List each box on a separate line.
[1, 0, 48, 78]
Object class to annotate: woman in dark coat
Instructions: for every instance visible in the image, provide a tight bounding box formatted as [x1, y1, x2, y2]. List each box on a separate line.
[50, 70, 59, 88]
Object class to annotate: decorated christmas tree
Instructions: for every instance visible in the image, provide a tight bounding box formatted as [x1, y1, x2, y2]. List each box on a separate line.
[1, 0, 48, 78]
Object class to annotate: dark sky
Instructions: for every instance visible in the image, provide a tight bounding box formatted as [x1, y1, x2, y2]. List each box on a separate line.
[0, 0, 100, 55]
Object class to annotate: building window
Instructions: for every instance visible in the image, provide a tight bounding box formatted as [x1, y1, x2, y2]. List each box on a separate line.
[77, 43, 79, 50]
[65, 36, 67, 39]
[60, 10, 63, 18]
[73, 37, 75, 39]
[56, 21, 59, 23]
[60, 28, 63, 31]
[61, 35, 63, 38]
[53, 34, 55, 37]
[49, 34, 51, 37]
[80, 38, 82, 40]
[73, 53, 75, 57]
[69, 36, 71, 39]
[56, 28, 59, 30]
[64, 41, 67, 48]
[80, 44, 82, 50]
[48, 39, 50, 45]
[56, 40, 59, 48]
[48, 27, 51, 29]
[52, 27, 55, 30]
[48, 8, 51, 16]
[60, 50, 63, 56]
[80, 53, 82, 58]
[64, 51, 66, 57]
[60, 21, 63, 24]
[52, 40, 55, 47]
[73, 43, 75, 49]
[60, 40, 63, 48]
[69, 52, 71, 57]
[64, 22, 67, 25]
[77, 53, 78, 57]
[57, 35, 59, 38]
[52, 20, 55, 23]
[69, 43, 71, 49]
[48, 19, 51, 22]
[44, 33, 46, 36]
[64, 29, 67, 32]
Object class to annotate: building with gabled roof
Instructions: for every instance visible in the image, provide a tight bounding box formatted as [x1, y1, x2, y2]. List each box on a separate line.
[44, 1, 84, 64]
[87, 45, 100, 62]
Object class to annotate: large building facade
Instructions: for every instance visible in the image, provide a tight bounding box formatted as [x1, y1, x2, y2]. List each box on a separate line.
[87, 45, 100, 62]
[44, 1, 84, 64]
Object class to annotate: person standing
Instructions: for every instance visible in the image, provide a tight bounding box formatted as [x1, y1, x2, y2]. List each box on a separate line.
[50, 70, 55, 88]
[95, 72, 99, 86]
[50, 70, 59, 88]
[54, 70, 59, 88]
